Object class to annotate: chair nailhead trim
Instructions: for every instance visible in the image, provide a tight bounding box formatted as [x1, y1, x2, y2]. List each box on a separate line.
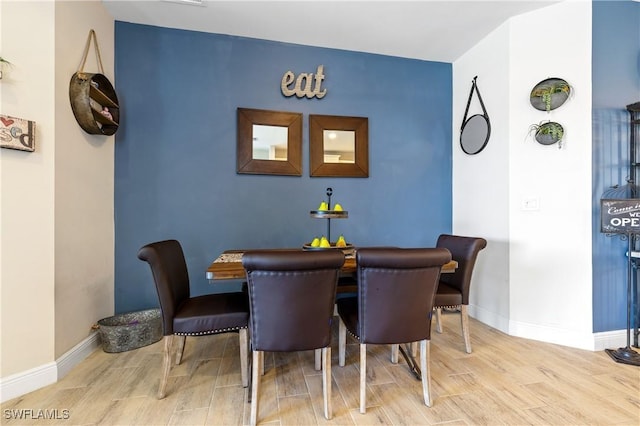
[175, 325, 247, 336]
[347, 330, 360, 342]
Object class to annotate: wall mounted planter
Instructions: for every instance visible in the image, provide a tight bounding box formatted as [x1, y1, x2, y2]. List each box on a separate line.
[0, 57, 10, 80]
[530, 77, 571, 112]
[529, 121, 564, 147]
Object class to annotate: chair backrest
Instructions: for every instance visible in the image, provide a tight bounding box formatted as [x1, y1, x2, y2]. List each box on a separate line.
[356, 247, 452, 344]
[242, 250, 345, 352]
[137, 239, 191, 335]
[436, 234, 487, 304]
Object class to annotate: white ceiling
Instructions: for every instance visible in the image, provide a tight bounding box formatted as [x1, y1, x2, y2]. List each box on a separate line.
[103, 0, 559, 63]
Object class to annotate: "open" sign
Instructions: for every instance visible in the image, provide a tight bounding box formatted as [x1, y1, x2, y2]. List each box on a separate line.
[601, 199, 640, 234]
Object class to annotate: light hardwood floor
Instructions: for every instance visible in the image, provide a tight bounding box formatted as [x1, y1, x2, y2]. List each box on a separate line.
[2, 313, 639, 425]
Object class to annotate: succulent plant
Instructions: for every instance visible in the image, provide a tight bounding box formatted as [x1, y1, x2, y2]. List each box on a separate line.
[0, 57, 9, 80]
[530, 79, 571, 112]
[528, 121, 564, 148]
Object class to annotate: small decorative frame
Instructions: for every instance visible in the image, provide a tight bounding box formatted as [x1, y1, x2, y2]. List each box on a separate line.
[1, 115, 36, 152]
[237, 108, 302, 176]
[309, 114, 368, 177]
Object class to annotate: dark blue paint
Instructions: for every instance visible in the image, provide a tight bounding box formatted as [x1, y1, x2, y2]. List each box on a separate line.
[592, 0, 640, 332]
[114, 23, 452, 313]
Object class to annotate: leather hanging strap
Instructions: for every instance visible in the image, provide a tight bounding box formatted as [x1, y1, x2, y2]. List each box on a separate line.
[461, 76, 489, 131]
[76, 29, 105, 79]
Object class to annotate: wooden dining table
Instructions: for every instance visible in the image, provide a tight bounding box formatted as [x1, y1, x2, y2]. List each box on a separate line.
[206, 248, 458, 281]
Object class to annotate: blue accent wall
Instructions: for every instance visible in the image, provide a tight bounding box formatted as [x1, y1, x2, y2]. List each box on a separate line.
[592, 0, 640, 332]
[114, 22, 452, 313]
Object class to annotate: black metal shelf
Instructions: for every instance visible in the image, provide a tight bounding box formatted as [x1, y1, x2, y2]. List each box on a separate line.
[627, 101, 640, 348]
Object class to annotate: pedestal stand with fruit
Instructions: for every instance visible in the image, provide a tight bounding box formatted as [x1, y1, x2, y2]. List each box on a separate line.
[305, 187, 353, 254]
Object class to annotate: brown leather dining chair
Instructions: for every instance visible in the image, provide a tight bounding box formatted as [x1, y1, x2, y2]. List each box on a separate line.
[138, 239, 250, 399]
[336, 247, 452, 412]
[242, 250, 345, 426]
[433, 234, 487, 353]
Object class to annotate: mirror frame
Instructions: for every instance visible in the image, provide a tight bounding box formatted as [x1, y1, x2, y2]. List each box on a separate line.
[237, 108, 302, 176]
[309, 114, 369, 177]
[460, 114, 491, 155]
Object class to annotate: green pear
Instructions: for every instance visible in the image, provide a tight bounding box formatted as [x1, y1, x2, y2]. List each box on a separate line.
[310, 237, 320, 247]
[333, 203, 343, 211]
[319, 236, 331, 248]
[318, 201, 328, 211]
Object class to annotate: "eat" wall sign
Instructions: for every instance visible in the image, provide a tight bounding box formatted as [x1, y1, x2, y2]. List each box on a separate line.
[281, 65, 327, 99]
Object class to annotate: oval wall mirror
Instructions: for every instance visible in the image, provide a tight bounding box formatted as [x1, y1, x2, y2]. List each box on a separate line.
[460, 76, 491, 155]
[460, 114, 490, 155]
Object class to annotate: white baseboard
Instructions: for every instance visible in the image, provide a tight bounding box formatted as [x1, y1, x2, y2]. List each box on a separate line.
[592, 329, 632, 351]
[470, 303, 510, 333]
[57, 332, 100, 379]
[508, 318, 598, 351]
[0, 332, 99, 403]
[469, 304, 630, 351]
[0, 362, 57, 404]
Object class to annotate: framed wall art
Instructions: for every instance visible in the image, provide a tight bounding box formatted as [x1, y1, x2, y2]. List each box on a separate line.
[1, 114, 36, 152]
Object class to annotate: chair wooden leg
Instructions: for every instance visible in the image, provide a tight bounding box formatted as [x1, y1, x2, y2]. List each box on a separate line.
[460, 305, 472, 353]
[338, 318, 347, 367]
[435, 307, 443, 333]
[410, 342, 418, 357]
[322, 346, 332, 420]
[175, 335, 186, 365]
[359, 343, 367, 414]
[250, 350, 262, 426]
[420, 339, 432, 407]
[239, 328, 249, 387]
[390, 344, 399, 363]
[158, 335, 174, 399]
[315, 349, 321, 371]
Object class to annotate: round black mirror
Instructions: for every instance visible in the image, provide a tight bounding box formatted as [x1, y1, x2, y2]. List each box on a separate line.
[460, 114, 490, 155]
[460, 77, 491, 155]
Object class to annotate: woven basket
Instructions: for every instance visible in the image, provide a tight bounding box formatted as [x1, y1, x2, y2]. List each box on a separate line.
[97, 309, 162, 353]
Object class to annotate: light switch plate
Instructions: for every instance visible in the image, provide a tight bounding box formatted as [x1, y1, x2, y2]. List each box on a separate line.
[522, 197, 540, 211]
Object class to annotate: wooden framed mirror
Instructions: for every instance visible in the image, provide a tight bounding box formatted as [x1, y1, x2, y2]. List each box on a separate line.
[309, 114, 368, 177]
[237, 108, 302, 176]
